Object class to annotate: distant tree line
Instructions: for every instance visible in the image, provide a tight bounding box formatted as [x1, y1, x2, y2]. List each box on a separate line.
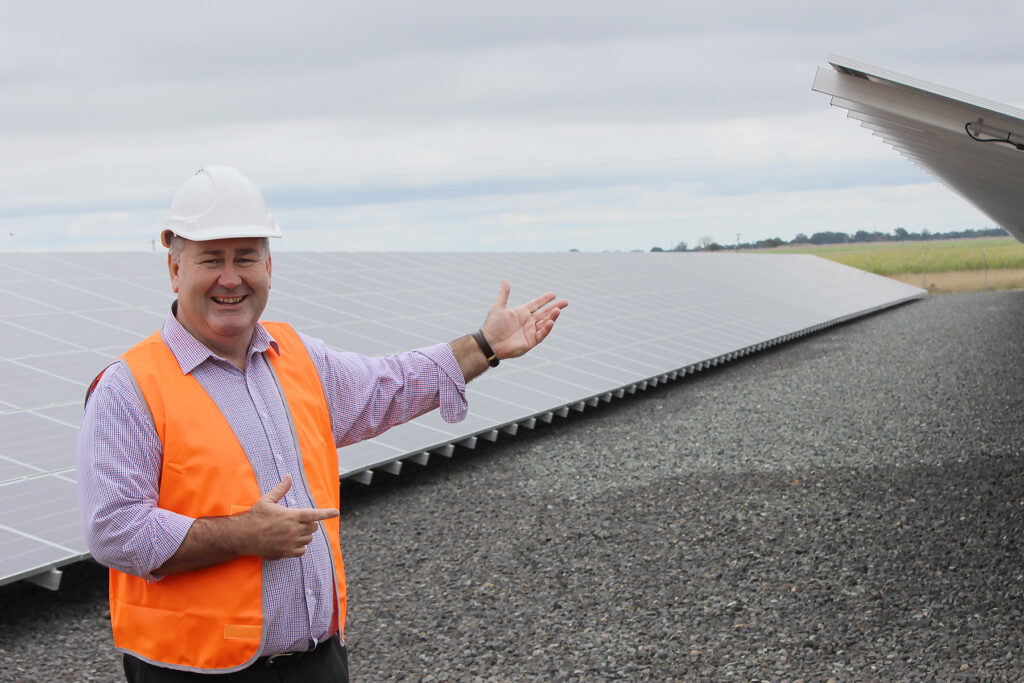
[650, 226, 1009, 252]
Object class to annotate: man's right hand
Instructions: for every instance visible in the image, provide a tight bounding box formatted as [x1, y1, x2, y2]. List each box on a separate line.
[154, 475, 339, 576]
[241, 475, 340, 560]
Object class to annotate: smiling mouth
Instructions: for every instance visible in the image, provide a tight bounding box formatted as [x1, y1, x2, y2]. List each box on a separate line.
[212, 295, 246, 305]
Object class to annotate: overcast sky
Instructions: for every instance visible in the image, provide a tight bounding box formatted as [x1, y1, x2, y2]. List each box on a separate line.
[3, 1, 1023, 252]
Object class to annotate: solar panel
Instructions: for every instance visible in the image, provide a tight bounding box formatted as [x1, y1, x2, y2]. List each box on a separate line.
[0, 251, 924, 588]
[813, 55, 1024, 242]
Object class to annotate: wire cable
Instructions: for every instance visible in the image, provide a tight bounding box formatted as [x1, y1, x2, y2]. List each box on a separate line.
[965, 120, 1024, 151]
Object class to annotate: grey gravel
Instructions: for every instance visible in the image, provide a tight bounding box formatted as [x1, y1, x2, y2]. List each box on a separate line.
[4, 290, 1024, 682]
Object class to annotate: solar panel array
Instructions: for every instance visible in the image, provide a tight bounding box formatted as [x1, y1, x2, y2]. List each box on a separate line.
[813, 55, 1024, 242]
[0, 251, 924, 588]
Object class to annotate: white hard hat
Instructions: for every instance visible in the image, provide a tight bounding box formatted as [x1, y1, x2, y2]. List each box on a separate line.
[161, 166, 282, 247]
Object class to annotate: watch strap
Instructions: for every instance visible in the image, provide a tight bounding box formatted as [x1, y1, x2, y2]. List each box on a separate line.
[471, 329, 500, 367]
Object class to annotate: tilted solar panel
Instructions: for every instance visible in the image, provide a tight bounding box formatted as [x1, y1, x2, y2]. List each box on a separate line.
[813, 56, 1024, 242]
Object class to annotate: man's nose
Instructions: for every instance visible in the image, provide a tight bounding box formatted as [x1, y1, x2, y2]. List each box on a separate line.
[218, 264, 242, 288]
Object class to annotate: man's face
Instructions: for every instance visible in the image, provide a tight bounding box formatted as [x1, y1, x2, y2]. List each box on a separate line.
[168, 237, 272, 361]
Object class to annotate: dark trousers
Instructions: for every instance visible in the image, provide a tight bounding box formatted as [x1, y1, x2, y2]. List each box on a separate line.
[122, 635, 348, 682]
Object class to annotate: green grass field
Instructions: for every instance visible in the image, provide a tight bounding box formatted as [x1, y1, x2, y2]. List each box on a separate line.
[769, 237, 1024, 275]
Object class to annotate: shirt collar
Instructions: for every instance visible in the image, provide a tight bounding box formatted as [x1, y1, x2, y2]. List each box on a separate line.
[161, 301, 280, 374]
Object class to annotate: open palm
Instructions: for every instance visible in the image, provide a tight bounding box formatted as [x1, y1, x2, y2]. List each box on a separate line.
[481, 279, 568, 360]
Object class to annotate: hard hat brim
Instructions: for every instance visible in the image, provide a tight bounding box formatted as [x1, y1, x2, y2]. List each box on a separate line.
[161, 224, 283, 247]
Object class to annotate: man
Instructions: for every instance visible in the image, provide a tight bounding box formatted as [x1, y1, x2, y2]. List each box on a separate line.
[77, 166, 568, 681]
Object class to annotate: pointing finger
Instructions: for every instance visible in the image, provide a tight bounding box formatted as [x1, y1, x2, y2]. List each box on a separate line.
[295, 507, 340, 523]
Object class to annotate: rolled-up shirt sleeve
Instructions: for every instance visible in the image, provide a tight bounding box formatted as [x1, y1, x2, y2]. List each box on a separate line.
[298, 334, 468, 447]
[77, 363, 194, 581]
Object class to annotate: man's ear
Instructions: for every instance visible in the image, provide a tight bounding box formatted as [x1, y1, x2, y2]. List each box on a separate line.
[168, 253, 180, 294]
[266, 253, 272, 291]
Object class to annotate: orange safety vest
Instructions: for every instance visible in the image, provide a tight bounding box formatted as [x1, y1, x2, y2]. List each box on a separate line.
[108, 321, 346, 673]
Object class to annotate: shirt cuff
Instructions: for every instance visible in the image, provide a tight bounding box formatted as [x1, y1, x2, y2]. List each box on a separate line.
[123, 508, 195, 582]
[419, 343, 468, 423]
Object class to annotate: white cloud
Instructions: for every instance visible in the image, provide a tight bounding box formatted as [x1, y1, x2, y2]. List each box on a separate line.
[1, 1, 1018, 252]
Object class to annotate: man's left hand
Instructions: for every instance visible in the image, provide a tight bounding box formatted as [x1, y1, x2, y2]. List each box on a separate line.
[481, 278, 568, 360]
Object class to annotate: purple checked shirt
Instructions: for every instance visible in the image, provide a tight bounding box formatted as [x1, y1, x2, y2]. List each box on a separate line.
[77, 309, 467, 656]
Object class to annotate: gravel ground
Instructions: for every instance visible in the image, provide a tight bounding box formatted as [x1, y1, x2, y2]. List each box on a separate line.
[3, 290, 1024, 682]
